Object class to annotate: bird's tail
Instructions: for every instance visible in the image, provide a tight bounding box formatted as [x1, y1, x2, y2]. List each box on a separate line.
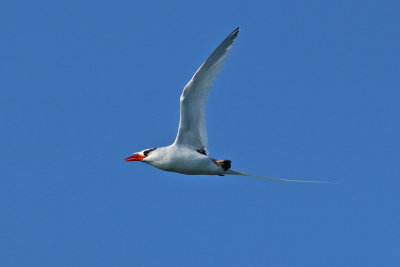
[225, 170, 338, 184]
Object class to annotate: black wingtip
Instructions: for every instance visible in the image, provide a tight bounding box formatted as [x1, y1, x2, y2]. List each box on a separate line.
[231, 27, 240, 38]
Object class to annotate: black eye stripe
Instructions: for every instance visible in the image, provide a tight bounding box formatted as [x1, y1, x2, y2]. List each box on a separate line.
[144, 148, 157, 157]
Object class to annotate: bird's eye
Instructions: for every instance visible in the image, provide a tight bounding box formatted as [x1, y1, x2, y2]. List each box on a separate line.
[144, 148, 157, 157]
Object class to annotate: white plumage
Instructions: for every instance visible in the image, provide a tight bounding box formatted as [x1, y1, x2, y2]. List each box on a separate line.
[125, 28, 334, 184]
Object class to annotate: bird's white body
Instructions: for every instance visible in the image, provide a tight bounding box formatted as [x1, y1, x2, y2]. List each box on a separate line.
[125, 28, 333, 184]
[126, 28, 240, 177]
[142, 146, 225, 175]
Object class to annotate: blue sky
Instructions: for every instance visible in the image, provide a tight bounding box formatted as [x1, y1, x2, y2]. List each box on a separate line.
[1, 0, 399, 266]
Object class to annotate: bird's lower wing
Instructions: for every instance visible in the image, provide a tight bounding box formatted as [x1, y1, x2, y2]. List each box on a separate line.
[226, 170, 338, 184]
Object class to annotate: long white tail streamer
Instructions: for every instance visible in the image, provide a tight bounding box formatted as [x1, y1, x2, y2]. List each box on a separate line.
[226, 170, 339, 184]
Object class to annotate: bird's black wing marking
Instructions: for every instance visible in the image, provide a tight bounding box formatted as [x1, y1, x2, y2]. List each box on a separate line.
[196, 148, 207, 155]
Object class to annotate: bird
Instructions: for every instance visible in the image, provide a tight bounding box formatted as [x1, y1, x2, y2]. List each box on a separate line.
[125, 27, 334, 184]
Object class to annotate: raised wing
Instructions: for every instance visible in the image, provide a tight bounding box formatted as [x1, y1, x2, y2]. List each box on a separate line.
[173, 27, 240, 150]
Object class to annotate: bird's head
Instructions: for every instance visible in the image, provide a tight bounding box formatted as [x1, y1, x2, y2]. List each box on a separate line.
[124, 148, 157, 163]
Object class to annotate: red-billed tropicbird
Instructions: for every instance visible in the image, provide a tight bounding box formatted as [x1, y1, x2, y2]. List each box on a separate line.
[125, 28, 333, 183]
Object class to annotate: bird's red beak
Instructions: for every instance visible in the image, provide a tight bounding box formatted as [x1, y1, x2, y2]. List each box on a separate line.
[125, 154, 145, 162]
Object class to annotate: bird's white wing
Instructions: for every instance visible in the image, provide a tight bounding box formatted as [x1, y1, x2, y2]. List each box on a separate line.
[174, 27, 240, 150]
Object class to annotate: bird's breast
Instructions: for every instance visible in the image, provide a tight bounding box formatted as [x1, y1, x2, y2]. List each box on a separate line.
[150, 150, 223, 175]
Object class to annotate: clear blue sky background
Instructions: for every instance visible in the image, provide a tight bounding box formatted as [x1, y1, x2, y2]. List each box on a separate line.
[1, 0, 399, 266]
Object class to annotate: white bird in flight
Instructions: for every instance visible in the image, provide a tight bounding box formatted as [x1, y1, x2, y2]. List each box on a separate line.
[125, 27, 333, 184]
